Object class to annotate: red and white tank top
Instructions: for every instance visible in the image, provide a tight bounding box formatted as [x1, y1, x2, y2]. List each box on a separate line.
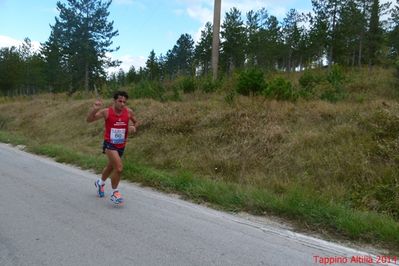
[104, 107, 129, 148]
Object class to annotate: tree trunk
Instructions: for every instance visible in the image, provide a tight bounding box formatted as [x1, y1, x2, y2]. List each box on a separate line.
[85, 63, 89, 92]
[358, 34, 363, 67]
[212, 0, 221, 81]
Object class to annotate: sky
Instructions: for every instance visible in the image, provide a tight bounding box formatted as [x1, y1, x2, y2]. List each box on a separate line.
[0, 0, 315, 73]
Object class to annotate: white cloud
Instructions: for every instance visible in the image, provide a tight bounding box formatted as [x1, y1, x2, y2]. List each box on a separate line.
[0, 35, 41, 51]
[193, 26, 204, 44]
[178, 0, 276, 43]
[0, 35, 22, 48]
[187, 6, 213, 24]
[108, 54, 146, 74]
[177, 0, 271, 21]
[271, 6, 288, 19]
[178, 0, 314, 24]
[181, 0, 315, 46]
[180, 0, 272, 45]
[223, 0, 269, 13]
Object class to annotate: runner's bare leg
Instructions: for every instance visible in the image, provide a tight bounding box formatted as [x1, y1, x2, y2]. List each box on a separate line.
[105, 149, 123, 189]
[101, 162, 113, 182]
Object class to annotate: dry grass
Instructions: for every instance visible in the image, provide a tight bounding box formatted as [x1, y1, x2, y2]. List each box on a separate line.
[1, 85, 398, 218]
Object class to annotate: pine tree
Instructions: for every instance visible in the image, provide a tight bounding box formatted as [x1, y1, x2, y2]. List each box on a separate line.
[245, 10, 261, 67]
[174, 34, 195, 76]
[311, 0, 345, 66]
[41, 21, 68, 91]
[367, 0, 383, 67]
[194, 22, 213, 76]
[221, 7, 246, 73]
[126, 66, 138, 84]
[0, 47, 23, 95]
[19, 38, 46, 94]
[282, 9, 304, 71]
[259, 13, 283, 70]
[308, 10, 328, 67]
[145, 50, 161, 80]
[389, 0, 399, 60]
[164, 49, 177, 79]
[46, 0, 119, 92]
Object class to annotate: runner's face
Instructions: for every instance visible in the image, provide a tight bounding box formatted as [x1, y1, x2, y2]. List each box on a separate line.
[114, 96, 127, 111]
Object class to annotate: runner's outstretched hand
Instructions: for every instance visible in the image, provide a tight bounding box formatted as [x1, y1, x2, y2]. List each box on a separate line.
[128, 125, 137, 134]
[93, 99, 103, 110]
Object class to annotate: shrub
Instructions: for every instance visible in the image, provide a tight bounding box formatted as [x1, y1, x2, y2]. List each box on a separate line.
[321, 64, 346, 102]
[264, 77, 297, 101]
[236, 68, 266, 96]
[298, 70, 324, 98]
[176, 77, 196, 93]
[130, 80, 165, 101]
[327, 64, 345, 89]
[169, 86, 182, 101]
[320, 88, 345, 102]
[198, 76, 220, 93]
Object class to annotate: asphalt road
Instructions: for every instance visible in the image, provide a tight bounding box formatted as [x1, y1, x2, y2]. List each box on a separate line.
[0, 143, 394, 266]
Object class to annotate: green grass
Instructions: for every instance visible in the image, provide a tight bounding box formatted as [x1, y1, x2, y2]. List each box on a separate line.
[0, 131, 30, 146]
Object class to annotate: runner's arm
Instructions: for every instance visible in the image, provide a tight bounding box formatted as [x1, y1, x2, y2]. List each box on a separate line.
[87, 100, 106, 122]
[86, 108, 105, 122]
[128, 109, 138, 133]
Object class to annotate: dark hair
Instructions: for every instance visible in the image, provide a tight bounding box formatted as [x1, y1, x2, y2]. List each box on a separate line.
[113, 91, 129, 100]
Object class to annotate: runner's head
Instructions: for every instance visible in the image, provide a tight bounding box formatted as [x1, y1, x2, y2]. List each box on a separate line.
[113, 91, 128, 111]
[113, 91, 129, 100]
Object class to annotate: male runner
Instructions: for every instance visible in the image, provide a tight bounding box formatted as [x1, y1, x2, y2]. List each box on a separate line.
[86, 91, 138, 204]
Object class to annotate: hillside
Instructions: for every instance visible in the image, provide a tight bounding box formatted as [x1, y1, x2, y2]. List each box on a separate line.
[0, 67, 398, 253]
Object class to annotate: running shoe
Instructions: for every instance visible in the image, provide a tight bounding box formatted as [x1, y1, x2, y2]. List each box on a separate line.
[95, 179, 105, 197]
[110, 190, 124, 205]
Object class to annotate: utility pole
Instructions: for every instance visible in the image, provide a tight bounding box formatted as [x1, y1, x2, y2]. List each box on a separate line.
[212, 0, 221, 81]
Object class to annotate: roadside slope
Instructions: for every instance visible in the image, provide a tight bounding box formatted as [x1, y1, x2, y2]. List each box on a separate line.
[0, 92, 398, 253]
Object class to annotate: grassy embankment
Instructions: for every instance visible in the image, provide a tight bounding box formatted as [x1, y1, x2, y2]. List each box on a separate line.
[0, 67, 398, 253]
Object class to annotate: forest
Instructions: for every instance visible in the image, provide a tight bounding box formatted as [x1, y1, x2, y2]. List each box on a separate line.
[1, 0, 399, 97]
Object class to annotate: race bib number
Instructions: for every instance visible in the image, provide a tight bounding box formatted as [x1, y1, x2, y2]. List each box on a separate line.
[110, 128, 126, 144]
